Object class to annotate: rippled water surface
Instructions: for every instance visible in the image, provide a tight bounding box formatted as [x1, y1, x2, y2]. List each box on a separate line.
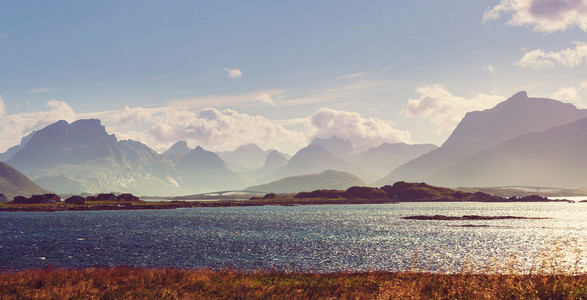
[1, 203, 586, 272]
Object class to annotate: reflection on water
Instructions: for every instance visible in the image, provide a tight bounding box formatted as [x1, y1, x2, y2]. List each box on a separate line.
[1, 202, 586, 273]
[548, 196, 587, 201]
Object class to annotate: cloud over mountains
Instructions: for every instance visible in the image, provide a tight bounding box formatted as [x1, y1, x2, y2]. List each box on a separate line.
[310, 108, 411, 148]
[0, 95, 418, 154]
[0, 98, 77, 150]
[402, 85, 503, 134]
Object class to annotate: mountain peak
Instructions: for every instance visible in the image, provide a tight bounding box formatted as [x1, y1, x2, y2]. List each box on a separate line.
[235, 143, 262, 152]
[163, 140, 191, 157]
[6, 119, 119, 171]
[509, 91, 528, 100]
[264, 150, 288, 166]
[379, 91, 587, 185]
[217, 143, 267, 171]
[443, 91, 584, 150]
[309, 135, 354, 157]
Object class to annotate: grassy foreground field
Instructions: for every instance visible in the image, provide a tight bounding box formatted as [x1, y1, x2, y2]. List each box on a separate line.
[1, 267, 587, 299]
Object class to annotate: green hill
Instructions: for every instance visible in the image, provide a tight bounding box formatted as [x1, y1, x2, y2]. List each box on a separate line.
[0, 162, 50, 199]
[248, 170, 366, 193]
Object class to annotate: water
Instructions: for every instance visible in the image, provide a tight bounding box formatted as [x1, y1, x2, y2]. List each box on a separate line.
[1, 202, 586, 273]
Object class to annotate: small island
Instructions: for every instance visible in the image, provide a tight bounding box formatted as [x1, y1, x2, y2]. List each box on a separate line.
[402, 215, 548, 221]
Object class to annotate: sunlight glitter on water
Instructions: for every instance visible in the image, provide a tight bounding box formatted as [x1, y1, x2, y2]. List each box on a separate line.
[0, 202, 586, 273]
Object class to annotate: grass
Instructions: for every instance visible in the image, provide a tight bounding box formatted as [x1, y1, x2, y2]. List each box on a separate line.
[1, 267, 586, 299]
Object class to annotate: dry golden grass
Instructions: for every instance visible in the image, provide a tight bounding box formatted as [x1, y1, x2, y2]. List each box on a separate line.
[0, 267, 586, 299]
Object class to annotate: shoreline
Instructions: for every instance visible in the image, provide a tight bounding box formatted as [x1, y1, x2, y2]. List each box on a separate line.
[0, 197, 578, 212]
[0, 198, 399, 212]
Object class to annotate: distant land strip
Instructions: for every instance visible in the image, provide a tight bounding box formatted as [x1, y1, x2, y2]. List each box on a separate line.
[0, 181, 580, 212]
[402, 215, 549, 221]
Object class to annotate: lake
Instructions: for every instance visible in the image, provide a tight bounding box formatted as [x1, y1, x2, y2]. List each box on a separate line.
[1, 202, 586, 273]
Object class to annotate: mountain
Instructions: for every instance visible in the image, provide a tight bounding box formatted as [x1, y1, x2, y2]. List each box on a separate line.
[0, 161, 50, 199]
[245, 150, 289, 181]
[6, 119, 189, 196]
[309, 136, 354, 158]
[162, 141, 191, 158]
[247, 170, 366, 193]
[0, 131, 36, 162]
[177, 146, 243, 191]
[33, 175, 87, 194]
[265, 144, 376, 183]
[350, 143, 437, 177]
[378, 91, 587, 185]
[217, 143, 267, 171]
[427, 116, 587, 188]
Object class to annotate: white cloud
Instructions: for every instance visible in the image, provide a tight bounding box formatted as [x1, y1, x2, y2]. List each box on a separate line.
[483, 0, 587, 33]
[86, 104, 415, 154]
[117, 105, 154, 124]
[403, 85, 504, 134]
[225, 68, 242, 78]
[171, 89, 283, 108]
[309, 108, 412, 148]
[145, 108, 307, 154]
[279, 79, 392, 106]
[515, 41, 587, 69]
[550, 81, 587, 107]
[0, 95, 6, 117]
[0, 73, 413, 155]
[0, 99, 77, 151]
[484, 64, 497, 73]
[27, 87, 55, 94]
[334, 69, 389, 81]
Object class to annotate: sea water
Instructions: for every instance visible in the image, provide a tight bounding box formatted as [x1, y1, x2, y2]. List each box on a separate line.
[1, 202, 586, 273]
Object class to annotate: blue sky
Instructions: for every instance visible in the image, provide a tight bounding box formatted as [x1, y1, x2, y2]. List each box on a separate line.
[1, 1, 587, 154]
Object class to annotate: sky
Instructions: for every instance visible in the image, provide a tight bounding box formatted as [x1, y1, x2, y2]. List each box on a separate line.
[1, 0, 587, 154]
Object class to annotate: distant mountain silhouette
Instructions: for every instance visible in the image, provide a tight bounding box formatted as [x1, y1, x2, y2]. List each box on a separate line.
[265, 144, 376, 183]
[350, 142, 437, 177]
[6, 119, 189, 196]
[162, 141, 191, 158]
[427, 116, 587, 188]
[0, 161, 49, 199]
[309, 136, 354, 158]
[6, 91, 587, 196]
[218, 143, 267, 171]
[33, 175, 87, 194]
[245, 150, 289, 181]
[0, 131, 36, 162]
[248, 170, 366, 193]
[262, 150, 289, 170]
[377, 91, 587, 185]
[177, 146, 243, 191]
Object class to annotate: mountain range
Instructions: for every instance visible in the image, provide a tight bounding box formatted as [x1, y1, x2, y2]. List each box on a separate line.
[5, 119, 189, 196]
[377, 91, 587, 189]
[0, 119, 433, 195]
[3, 91, 587, 195]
